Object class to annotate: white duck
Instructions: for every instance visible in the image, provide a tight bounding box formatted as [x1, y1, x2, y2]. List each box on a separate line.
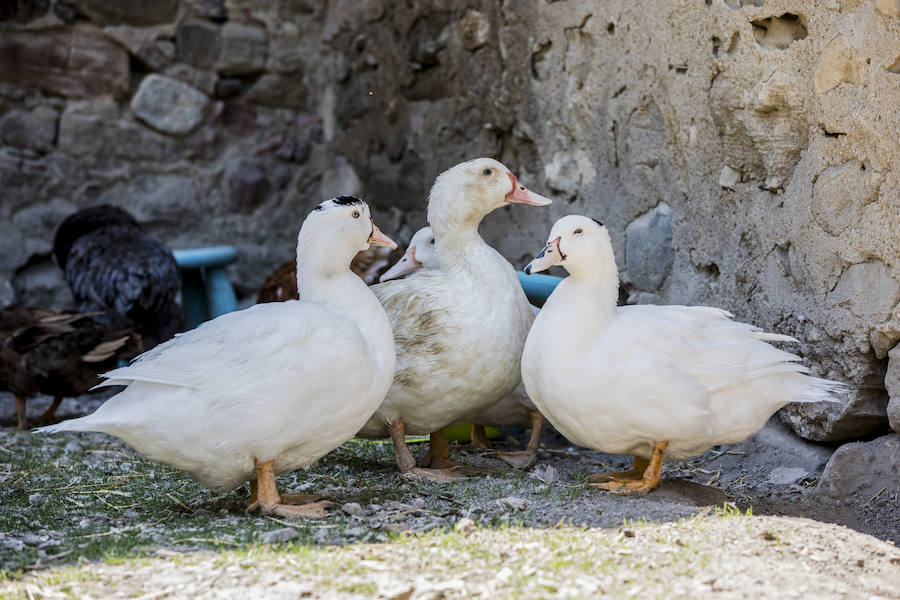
[378, 226, 437, 283]
[521, 215, 844, 494]
[39, 197, 398, 518]
[356, 158, 552, 480]
[379, 226, 545, 469]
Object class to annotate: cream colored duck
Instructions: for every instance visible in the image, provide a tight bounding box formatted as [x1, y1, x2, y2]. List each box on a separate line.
[40, 197, 398, 518]
[379, 226, 545, 469]
[521, 215, 844, 494]
[356, 158, 552, 480]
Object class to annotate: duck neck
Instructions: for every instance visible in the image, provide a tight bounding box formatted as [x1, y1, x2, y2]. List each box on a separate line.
[427, 187, 495, 272]
[546, 261, 620, 337]
[297, 251, 393, 360]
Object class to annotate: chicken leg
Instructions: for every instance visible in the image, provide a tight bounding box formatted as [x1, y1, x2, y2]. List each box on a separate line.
[15, 395, 27, 430]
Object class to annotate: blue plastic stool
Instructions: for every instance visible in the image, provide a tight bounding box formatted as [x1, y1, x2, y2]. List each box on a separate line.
[173, 246, 239, 329]
[517, 271, 563, 306]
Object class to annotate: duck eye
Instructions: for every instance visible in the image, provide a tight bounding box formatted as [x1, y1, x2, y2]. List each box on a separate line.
[430, 238, 435, 244]
[352, 210, 360, 218]
[482, 168, 492, 176]
[574, 228, 583, 235]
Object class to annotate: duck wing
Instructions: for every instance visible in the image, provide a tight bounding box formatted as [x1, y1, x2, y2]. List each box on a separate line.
[96, 301, 366, 396]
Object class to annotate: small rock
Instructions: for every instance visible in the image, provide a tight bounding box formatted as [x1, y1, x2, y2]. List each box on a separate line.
[216, 23, 267, 76]
[78, 518, 91, 529]
[766, 467, 810, 486]
[341, 502, 365, 517]
[64, 441, 82, 454]
[344, 526, 367, 537]
[260, 527, 299, 544]
[459, 9, 490, 51]
[130, 74, 211, 136]
[411, 497, 426, 509]
[718, 165, 741, 189]
[28, 493, 46, 506]
[454, 517, 476, 536]
[495, 497, 528, 511]
[177, 20, 222, 70]
[123, 509, 140, 519]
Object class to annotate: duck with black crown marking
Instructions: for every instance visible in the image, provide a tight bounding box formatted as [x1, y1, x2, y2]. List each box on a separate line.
[39, 198, 398, 519]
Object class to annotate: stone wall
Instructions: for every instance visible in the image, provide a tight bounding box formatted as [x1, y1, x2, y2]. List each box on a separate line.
[1, 0, 898, 443]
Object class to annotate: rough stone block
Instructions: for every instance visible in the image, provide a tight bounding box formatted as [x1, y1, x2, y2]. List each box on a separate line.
[244, 73, 307, 110]
[0, 26, 129, 98]
[215, 23, 267, 76]
[886, 346, 900, 434]
[177, 20, 221, 70]
[225, 156, 269, 213]
[72, 0, 179, 25]
[827, 261, 900, 321]
[0, 106, 57, 152]
[816, 433, 900, 500]
[319, 156, 361, 200]
[625, 203, 674, 292]
[59, 99, 172, 162]
[130, 74, 210, 136]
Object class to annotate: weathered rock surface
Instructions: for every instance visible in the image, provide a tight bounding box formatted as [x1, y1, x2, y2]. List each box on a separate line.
[625, 203, 674, 293]
[886, 346, 900, 435]
[0, 26, 129, 98]
[816, 433, 900, 501]
[0, 0, 898, 445]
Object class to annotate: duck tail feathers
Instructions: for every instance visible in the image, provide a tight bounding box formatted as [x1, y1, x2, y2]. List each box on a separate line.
[34, 415, 100, 434]
[795, 376, 849, 404]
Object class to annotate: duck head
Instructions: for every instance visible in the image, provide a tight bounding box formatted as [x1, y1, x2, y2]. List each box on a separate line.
[524, 215, 613, 279]
[379, 226, 437, 282]
[298, 196, 397, 279]
[426, 158, 552, 234]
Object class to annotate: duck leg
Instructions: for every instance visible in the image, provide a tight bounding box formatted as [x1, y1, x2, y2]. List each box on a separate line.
[36, 396, 63, 425]
[469, 424, 492, 450]
[15, 396, 27, 430]
[247, 460, 331, 518]
[592, 441, 669, 495]
[492, 411, 543, 469]
[422, 430, 491, 475]
[588, 456, 650, 483]
[390, 419, 466, 482]
[250, 478, 322, 507]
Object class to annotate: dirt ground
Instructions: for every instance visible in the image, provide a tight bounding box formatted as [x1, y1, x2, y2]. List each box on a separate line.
[2, 392, 899, 598]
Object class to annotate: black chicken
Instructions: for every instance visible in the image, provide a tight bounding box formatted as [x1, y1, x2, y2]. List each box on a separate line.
[54, 205, 183, 349]
[1, 308, 140, 429]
